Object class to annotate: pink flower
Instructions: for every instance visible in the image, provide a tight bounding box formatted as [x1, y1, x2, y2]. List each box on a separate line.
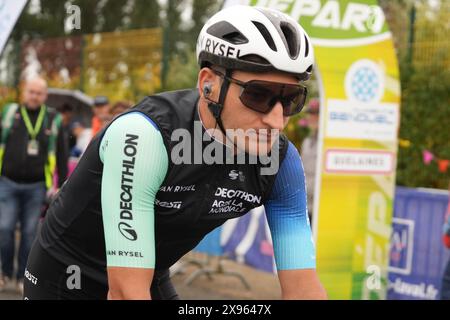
[297, 118, 308, 127]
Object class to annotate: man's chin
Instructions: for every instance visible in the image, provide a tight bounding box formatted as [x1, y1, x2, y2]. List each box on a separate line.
[243, 140, 276, 157]
[26, 103, 41, 109]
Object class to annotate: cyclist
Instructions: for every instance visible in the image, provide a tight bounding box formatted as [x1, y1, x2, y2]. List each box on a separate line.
[24, 5, 327, 300]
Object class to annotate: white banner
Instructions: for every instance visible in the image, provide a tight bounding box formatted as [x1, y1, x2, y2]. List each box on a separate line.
[0, 0, 28, 54]
[325, 149, 394, 175]
[326, 99, 399, 142]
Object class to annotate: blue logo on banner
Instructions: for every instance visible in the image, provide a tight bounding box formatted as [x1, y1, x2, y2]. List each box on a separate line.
[351, 66, 380, 102]
[389, 219, 414, 273]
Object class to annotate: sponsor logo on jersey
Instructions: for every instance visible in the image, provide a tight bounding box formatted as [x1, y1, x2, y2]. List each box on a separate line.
[118, 222, 138, 241]
[229, 170, 245, 182]
[118, 134, 138, 241]
[159, 184, 196, 192]
[214, 187, 261, 204]
[155, 199, 183, 209]
[209, 199, 247, 214]
[208, 187, 261, 214]
[107, 250, 144, 258]
[24, 269, 38, 285]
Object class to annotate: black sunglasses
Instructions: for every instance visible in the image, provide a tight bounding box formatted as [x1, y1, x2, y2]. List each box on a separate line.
[213, 70, 308, 116]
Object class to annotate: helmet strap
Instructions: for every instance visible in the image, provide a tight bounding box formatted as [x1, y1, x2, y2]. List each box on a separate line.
[207, 69, 232, 136]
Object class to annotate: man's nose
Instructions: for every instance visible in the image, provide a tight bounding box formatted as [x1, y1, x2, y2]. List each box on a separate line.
[261, 101, 285, 131]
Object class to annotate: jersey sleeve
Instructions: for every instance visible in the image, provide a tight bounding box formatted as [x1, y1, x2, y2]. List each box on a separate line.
[99, 112, 168, 269]
[264, 142, 316, 270]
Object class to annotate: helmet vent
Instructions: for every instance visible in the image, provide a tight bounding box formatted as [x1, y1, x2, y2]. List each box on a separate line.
[239, 54, 270, 65]
[280, 22, 300, 59]
[304, 34, 309, 57]
[222, 31, 247, 44]
[252, 21, 277, 52]
[207, 21, 248, 45]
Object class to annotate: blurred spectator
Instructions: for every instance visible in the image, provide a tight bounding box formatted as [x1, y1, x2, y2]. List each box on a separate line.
[300, 98, 320, 221]
[60, 103, 77, 151]
[91, 95, 111, 137]
[70, 122, 92, 158]
[110, 101, 132, 118]
[441, 182, 450, 300]
[0, 77, 68, 294]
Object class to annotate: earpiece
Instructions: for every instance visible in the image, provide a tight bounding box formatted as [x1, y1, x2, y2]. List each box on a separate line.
[203, 83, 212, 97]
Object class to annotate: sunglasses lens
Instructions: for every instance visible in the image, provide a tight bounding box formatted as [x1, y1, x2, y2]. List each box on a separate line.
[280, 86, 307, 116]
[240, 83, 276, 113]
[239, 81, 307, 116]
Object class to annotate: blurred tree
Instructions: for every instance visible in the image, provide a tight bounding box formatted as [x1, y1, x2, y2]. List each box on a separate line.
[396, 60, 450, 189]
[166, 0, 184, 57]
[70, 0, 101, 34]
[161, 0, 183, 89]
[164, 50, 198, 91]
[188, 0, 222, 47]
[98, 0, 128, 32]
[127, 0, 161, 29]
[395, 1, 450, 189]
[39, 1, 69, 37]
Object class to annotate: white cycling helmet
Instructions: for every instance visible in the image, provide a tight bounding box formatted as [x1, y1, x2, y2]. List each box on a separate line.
[196, 5, 314, 81]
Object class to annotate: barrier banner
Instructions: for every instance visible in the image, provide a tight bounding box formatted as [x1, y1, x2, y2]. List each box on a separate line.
[195, 188, 450, 300]
[388, 187, 450, 300]
[195, 207, 276, 273]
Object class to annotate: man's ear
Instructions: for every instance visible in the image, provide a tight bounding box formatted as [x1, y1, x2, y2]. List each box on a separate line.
[198, 68, 217, 99]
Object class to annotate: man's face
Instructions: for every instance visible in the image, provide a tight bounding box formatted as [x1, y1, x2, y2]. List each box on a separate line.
[23, 79, 48, 110]
[220, 70, 298, 155]
[61, 110, 73, 125]
[94, 104, 110, 120]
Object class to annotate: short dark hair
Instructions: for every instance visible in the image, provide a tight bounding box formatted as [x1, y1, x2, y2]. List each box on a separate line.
[61, 103, 74, 113]
[111, 101, 131, 113]
[93, 96, 109, 107]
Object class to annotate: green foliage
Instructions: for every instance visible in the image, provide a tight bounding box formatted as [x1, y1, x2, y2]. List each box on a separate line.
[161, 0, 222, 89]
[396, 60, 450, 189]
[127, 0, 161, 30]
[284, 72, 320, 151]
[284, 112, 310, 152]
[188, 0, 223, 49]
[392, 1, 450, 189]
[164, 0, 185, 60]
[163, 51, 199, 92]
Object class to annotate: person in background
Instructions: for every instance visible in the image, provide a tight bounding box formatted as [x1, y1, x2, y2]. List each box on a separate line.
[441, 182, 450, 300]
[70, 122, 92, 158]
[300, 98, 320, 222]
[110, 101, 132, 119]
[0, 77, 68, 294]
[60, 103, 77, 151]
[91, 96, 111, 137]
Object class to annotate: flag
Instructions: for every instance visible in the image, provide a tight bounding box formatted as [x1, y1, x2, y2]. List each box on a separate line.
[423, 150, 434, 165]
[438, 159, 450, 173]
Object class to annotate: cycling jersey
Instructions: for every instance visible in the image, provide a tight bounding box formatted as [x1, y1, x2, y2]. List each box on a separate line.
[25, 89, 315, 299]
